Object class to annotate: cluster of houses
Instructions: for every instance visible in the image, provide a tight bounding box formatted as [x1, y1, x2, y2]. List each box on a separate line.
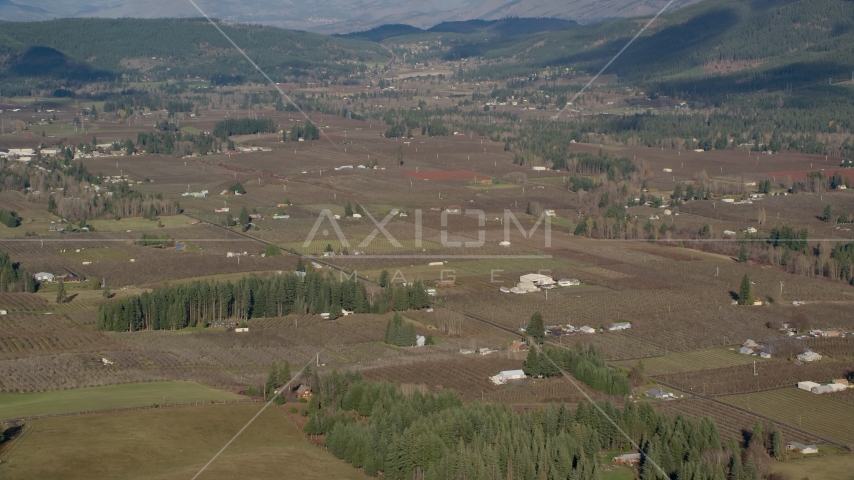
[738, 339, 772, 358]
[33, 271, 85, 283]
[723, 227, 758, 236]
[500, 274, 580, 294]
[797, 378, 850, 394]
[537, 322, 631, 337]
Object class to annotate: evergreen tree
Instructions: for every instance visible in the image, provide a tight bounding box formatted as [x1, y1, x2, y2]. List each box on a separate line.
[55, 281, 66, 304]
[527, 311, 545, 344]
[738, 243, 748, 263]
[239, 206, 250, 225]
[738, 274, 753, 305]
[296, 257, 305, 272]
[379, 269, 390, 288]
[770, 428, 783, 459]
[523, 349, 540, 376]
[265, 363, 279, 398]
[344, 202, 353, 217]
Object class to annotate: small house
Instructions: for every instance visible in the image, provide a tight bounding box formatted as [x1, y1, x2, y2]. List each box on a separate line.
[579, 326, 596, 334]
[786, 442, 818, 454]
[416, 335, 426, 347]
[738, 346, 754, 355]
[296, 385, 313, 399]
[544, 209, 556, 217]
[796, 350, 822, 362]
[743, 339, 760, 349]
[760, 352, 771, 359]
[508, 341, 529, 353]
[613, 453, 641, 465]
[235, 327, 249, 333]
[644, 388, 673, 399]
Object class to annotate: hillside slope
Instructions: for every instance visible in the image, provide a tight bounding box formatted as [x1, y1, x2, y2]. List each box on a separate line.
[450, 0, 854, 98]
[0, 18, 388, 83]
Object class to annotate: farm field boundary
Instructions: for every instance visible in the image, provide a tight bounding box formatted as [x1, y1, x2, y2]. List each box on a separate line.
[657, 380, 853, 451]
[1, 397, 263, 424]
[720, 388, 854, 447]
[0, 381, 240, 419]
[613, 347, 764, 376]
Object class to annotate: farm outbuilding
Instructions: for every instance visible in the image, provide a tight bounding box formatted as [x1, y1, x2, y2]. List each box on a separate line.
[34, 272, 55, 282]
[490, 369, 526, 385]
[811, 383, 846, 394]
[612, 453, 641, 465]
[609, 322, 631, 331]
[786, 442, 818, 454]
[579, 326, 596, 334]
[797, 381, 820, 391]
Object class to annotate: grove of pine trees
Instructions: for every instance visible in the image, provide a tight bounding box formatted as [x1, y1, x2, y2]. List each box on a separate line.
[302, 371, 758, 480]
[97, 272, 430, 331]
[384, 312, 416, 347]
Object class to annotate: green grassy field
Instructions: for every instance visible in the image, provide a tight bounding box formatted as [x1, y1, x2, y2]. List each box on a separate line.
[614, 347, 763, 376]
[58, 246, 133, 263]
[771, 454, 854, 480]
[1, 403, 367, 480]
[0, 381, 239, 419]
[721, 388, 854, 446]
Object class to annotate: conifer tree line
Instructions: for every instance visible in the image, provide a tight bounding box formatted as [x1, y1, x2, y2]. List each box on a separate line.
[523, 345, 632, 397]
[301, 371, 786, 480]
[212, 117, 277, 140]
[97, 272, 430, 331]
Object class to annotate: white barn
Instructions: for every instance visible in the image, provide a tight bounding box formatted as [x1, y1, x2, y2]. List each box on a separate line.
[490, 369, 526, 385]
[34, 272, 55, 282]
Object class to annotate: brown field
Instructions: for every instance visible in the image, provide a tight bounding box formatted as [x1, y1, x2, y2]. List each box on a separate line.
[401, 170, 492, 181]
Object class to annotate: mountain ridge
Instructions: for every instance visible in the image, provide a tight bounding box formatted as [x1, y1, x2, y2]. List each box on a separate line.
[0, 0, 703, 33]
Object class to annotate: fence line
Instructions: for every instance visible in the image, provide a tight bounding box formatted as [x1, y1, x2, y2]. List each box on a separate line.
[1, 397, 264, 424]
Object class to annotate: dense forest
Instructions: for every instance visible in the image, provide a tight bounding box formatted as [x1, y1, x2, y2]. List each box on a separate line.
[301, 371, 782, 479]
[97, 272, 429, 331]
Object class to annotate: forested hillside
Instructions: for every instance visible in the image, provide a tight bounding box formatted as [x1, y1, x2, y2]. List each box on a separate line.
[453, 0, 854, 98]
[0, 18, 387, 84]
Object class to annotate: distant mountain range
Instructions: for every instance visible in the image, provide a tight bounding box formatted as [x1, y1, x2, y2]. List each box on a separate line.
[0, 0, 703, 33]
[338, 18, 579, 42]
